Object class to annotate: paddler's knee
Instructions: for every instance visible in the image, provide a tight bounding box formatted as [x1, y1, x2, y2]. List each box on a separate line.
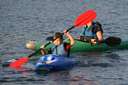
[40, 48, 47, 55]
[26, 40, 36, 50]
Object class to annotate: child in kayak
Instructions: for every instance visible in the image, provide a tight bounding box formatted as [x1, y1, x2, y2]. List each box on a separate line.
[41, 29, 74, 56]
[26, 29, 75, 57]
[79, 21, 103, 45]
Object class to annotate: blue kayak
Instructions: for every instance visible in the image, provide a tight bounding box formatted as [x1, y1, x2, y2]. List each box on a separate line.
[35, 54, 76, 72]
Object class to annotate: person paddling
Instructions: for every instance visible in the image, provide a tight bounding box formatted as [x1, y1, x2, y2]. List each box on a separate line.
[42, 29, 74, 57]
[79, 21, 103, 45]
[26, 29, 75, 57]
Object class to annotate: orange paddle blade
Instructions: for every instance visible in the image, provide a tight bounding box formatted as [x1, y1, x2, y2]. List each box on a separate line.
[9, 57, 29, 68]
[74, 9, 96, 27]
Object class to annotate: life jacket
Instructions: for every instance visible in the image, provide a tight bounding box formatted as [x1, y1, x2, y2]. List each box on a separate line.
[82, 26, 96, 37]
[48, 43, 70, 57]
[80, 21, 103, 38]
[52, 44, 66, 55]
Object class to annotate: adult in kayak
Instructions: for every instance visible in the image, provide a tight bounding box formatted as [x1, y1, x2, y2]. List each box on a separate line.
[79, 21, 103, 45]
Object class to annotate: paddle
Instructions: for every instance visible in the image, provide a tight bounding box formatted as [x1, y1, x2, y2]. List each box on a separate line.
[103, 36, 121, 46]
[66, 9, 96, 32]
[9, 9, 97, 68]
[9, 42, 51, 68]
[76, 36, 121, 46]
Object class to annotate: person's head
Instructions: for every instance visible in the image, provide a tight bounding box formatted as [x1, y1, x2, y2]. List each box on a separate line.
[52, 32, 63, 46]
[84, 10, 96, 27]
[86, 21, 93, 27]
[26, 40, 36, 50]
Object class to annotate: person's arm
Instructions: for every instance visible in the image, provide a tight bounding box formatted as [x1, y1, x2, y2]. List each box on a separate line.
[93, 22, 103, 42]
[40, 41, 52, 55]
[96, 31, 103, 42]
[91, 22, 103, 44]
[64, 29, 75, 46]
[63, 42, 71, 57]
[40, 48, 47, 55]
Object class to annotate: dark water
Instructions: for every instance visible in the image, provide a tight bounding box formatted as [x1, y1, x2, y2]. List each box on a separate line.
[0, 0, 128, 85]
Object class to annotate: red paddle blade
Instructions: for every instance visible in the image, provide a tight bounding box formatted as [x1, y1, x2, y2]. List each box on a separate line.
[74, 9, 96, 27]
[9, 57, 29, 68]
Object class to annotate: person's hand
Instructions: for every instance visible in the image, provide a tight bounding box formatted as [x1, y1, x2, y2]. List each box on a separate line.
[78, 36, 84, 41]
[90, 39, 97, 45]
[41, 49, 46, 55]
[63, 29, 70, 36]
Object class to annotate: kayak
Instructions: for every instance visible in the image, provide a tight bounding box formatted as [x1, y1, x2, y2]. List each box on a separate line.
[32, 39, 128, 53]
[35, 54, 76, 72]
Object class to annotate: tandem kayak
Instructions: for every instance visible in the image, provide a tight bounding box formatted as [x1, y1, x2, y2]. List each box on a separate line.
[35, 54, 76, 72]
[30, 38, 128, 53]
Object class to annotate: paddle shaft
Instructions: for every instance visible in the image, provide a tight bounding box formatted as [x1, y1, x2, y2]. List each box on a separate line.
[66, 26, 75, 32]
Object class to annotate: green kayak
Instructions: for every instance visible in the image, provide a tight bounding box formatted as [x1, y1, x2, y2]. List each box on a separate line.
[31, 38, 128, 53]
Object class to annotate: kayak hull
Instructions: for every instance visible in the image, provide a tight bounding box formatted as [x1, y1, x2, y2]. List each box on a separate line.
[35, 54, 76, 72]
[33, 39, 128, 53]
